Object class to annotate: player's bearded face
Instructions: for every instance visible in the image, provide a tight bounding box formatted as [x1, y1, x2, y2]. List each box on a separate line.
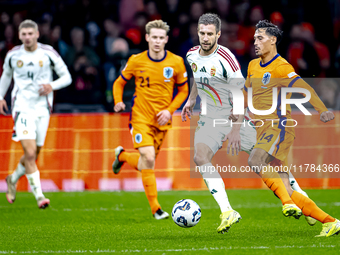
[200, 36, 217, 52]
[254, 29, 272, 56]
[198, 24, 219, 53]
[146, 28, 168, 53]
[19, 28, 39, 49]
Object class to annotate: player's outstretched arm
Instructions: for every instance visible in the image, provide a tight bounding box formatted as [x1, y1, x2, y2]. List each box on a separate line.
[181, 80, 198, 122]
[290, 76, 335, 123]
[320, 111, 335, 123]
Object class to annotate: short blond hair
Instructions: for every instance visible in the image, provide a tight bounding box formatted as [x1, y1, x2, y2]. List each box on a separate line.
[145, 20, 170, 34]
[19, 19, 38, 31]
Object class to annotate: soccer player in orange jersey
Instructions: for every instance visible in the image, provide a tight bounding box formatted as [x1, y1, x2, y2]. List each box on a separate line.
[243, 20, 339, 237]
[112, 20, 188, 219]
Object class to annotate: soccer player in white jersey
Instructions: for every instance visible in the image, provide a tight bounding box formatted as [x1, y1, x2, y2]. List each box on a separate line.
[181, 13, 316, 234]
[182, 13, 254, 234]
[0, 20, 72, 209]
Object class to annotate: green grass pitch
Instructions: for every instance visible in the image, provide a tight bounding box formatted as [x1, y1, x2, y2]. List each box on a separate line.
[0, 189, 339, 254]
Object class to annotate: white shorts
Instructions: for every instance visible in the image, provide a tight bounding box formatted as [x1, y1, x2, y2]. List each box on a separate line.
[12, 112, 50, 147]
[194, 115, 256, 155]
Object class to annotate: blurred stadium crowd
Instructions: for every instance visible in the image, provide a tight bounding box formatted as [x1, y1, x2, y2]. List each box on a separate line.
[0, 0, 340, 112]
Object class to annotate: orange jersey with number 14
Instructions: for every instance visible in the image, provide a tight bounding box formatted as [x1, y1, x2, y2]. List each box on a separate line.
[244, 54, 328, 134]
[119, 50, 187, 130]
[244, 54, 328, 162]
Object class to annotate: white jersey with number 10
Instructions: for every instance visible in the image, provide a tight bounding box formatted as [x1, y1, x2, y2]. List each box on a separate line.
[186, 45, 245, 117]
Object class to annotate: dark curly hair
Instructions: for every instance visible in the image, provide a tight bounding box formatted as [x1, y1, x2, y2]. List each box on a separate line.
[255, 20, 283, 45]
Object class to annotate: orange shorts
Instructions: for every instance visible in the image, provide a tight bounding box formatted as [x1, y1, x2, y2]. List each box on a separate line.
[130, 123, 167, 156]
[253, 120, 295, 162]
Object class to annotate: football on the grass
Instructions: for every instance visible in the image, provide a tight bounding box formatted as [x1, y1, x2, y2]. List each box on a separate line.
[171, 199, 201, 228]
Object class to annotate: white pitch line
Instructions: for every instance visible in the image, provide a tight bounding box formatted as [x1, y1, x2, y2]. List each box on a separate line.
[0, 244, 338, 254]
[1, 201, 340, 211]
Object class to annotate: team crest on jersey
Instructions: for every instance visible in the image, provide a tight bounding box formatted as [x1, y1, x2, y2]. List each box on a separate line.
[210, 66, 216, 76]
[163, 67, 174, 79]
[191, 63, 197, 72]
[17, 60, 23, 68]
[262, 72, 271, 85]
[135, 133, 142, 144]
[39, 60, 43, 67]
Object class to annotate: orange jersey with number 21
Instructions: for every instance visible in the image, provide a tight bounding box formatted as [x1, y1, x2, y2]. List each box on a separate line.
[120, 50, 187, 130]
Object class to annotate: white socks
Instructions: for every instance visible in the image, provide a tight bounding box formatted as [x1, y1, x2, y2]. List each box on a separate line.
[26, 170, 44, 200]
[12, 162, 46, 201]
[11, 163, 26, 183]
[199, 163, 232, 212]
[289, 172, 308, 197]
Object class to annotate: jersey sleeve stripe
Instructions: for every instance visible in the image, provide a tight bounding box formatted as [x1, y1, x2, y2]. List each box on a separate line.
[217, 49, 237, 72]
[120, 73, 129, 81]
[243, 85, 248, 92]
[218, 48, 238, 71]
[288, 76, 301, 87]
[40, 45, 60, 57]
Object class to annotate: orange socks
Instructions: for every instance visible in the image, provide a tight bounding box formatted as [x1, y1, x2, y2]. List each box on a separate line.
[141, 169, 161, 214]
[261, 171, 294, 205]
[291, 191, 335, 223]
[118, 152, 161, 214]
[118, 152, 140, 170]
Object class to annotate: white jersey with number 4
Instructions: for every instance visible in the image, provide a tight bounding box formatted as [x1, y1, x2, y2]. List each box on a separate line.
[0, 43, 72, 116]
[186, 45, 245, 117]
